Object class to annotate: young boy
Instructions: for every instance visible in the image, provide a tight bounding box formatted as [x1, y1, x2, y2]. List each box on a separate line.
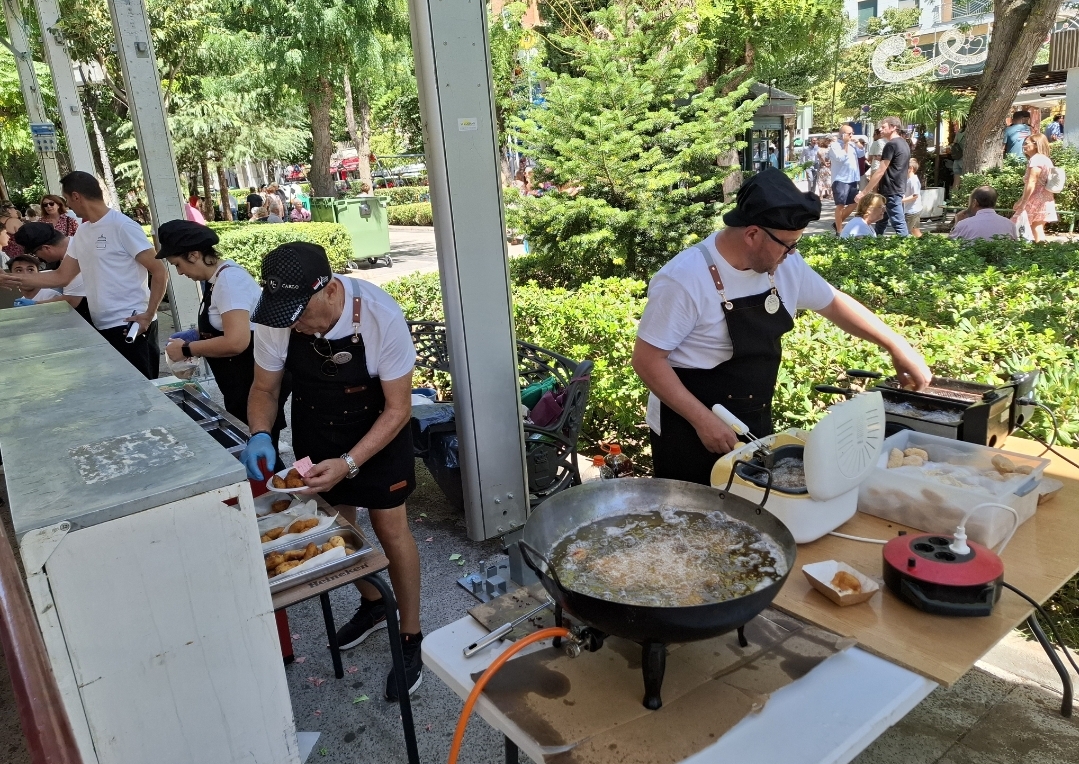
[903, 158, 923, 238]
[7, 254, 64, 305]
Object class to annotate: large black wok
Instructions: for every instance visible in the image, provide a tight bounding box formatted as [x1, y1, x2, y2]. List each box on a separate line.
[518, 476, 796, 709]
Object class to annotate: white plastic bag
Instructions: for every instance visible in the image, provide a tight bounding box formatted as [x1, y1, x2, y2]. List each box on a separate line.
[1012, 210, 1034, 241]
[165, 354, 200, 380]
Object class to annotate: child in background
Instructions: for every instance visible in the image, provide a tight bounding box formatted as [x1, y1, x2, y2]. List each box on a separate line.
[903, 158, 923, 238]
[7, 254, 64, 305]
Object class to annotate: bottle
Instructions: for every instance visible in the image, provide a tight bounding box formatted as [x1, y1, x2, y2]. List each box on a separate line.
[604, 444, 633, 477]
[591, 455, 615, 480]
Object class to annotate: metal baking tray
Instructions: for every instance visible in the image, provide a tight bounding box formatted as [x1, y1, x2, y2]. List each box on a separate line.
[264, 522, 374, 593]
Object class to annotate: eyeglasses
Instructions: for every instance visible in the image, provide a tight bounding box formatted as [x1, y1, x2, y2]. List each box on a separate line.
[760, 227, 800, 256]
[42, 202, 57, 208]
[311, 337, 338, 376]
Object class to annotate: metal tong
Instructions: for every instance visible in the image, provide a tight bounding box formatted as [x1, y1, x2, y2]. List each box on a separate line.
[712, 404, 773, 465]
[463, 599, 553, 658]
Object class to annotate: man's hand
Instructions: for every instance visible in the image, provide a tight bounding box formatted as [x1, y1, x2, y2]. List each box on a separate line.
[889, 341, 932, 391]
[124, 311, 153, 337]
[165, 338, 187, 362]
[694, 415, 742, 455]
[0, 272, 22, 290]
[854, 191, 865, 203]
[300, 458, 351, 494]
[239, 432, 276, 481]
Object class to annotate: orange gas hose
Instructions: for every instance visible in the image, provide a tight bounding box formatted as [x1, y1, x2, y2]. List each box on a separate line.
[448, 627, 571, 764]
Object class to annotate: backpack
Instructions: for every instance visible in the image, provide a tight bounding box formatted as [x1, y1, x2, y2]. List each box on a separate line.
[950, 140, 963, 161]
[1046, 165, 1066, 193]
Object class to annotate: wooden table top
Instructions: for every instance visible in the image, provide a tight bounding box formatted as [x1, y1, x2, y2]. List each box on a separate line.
[771, 437, 1079, 686]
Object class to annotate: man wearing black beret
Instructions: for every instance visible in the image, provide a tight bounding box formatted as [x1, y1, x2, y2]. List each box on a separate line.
[632, 169, 932, 485]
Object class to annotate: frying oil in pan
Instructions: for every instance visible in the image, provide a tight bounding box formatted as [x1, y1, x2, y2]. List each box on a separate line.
[551, 509, 787, 608]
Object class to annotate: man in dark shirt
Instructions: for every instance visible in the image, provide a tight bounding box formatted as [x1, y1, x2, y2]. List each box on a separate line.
[245, 186, 263, 219]
[856, 116, 910, 236]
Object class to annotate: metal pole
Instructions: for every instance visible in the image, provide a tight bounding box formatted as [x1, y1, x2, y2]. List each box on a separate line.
[2, 0, 61, 193]
[105, 0, 200, 333]
[32, 0, 95, 174]
[407, 0, 529, 541]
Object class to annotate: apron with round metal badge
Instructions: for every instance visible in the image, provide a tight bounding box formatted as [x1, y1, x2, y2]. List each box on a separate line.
[651, 243, 794, 485]
[286, 278, 415, 508]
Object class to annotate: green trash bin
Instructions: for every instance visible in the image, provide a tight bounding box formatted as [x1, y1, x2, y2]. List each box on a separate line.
[310, 196, 392, 267]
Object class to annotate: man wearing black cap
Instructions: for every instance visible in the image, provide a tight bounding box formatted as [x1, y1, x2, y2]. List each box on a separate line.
[632, 168, 931, 485]
[11, 221, 92, 322]
[238, 242, 423, 700]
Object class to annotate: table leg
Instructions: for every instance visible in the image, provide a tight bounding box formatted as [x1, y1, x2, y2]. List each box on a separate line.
[1026, 614, 1073, 718]
[320, 592, 344, 680]
[363, 572, 420, 764]
[505, 735, 519, 764]
[275, 610, 294, 664]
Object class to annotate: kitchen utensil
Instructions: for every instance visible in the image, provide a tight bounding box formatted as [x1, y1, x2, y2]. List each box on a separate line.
[882, 532, 1004, 617]
[518, 478, 796, 710]
[265, 523, 373, 593]
[463, 600, 552, 657]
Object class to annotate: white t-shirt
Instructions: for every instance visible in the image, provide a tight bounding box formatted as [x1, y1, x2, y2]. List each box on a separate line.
[254, 275, 416, 381]
[637, 233, 836, 434]
[31, 288, 63, 303]
[840, 217, 877, 238]
[206, 261, 261, 331]
[868, 138, 886, 173]
[904, 175, 923, 215]
[66, 209, 154, 329]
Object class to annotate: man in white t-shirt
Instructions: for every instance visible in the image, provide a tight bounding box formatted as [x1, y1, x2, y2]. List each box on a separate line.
[0, 172, 168, 379]
[238, 242, 423, 702]
[632, 168, 931, 485]
[12, 222, 91, 323]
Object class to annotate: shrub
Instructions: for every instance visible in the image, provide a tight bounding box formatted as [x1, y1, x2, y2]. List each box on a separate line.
[958, 143, 1079, 226]
[213, 222, 354, 275]
[374, 186, 430, 206]
[387, 202, 433, 226]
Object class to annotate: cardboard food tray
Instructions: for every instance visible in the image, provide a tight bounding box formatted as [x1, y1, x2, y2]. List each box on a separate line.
[265, 523, 373, 593]
[259, 503, 337, 552]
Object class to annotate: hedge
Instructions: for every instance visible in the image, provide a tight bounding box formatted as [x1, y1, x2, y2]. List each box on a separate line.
[387, 202, 433, 226]
[211, 222, 354, 275]
[374, 186, 430, 206]
[958, 143, 1079, 227]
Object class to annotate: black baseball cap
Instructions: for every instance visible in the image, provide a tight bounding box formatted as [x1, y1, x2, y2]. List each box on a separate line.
[156, 219, 219, 259]
[251, 242, 332, 328]
[723, 168, 822, 231]
[13, 222, 62, 253]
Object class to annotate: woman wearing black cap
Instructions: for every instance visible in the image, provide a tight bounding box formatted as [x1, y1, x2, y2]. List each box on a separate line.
[157, 220, 288, 467]
[632, 168, 931, 485]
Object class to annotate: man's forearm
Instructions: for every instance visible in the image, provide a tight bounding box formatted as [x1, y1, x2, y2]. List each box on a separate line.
[864, 167, 886, 192]
[248, 386, 280, 434]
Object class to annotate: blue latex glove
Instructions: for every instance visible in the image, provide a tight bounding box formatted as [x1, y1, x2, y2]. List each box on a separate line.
[240, 433, 276, 481]
[13, 297, 35, 307]
[170, 328, 200, 343]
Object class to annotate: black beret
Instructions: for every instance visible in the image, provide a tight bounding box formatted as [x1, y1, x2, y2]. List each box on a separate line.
[155, 219, 219, 259]
[13, 222, 62, 252]
[723, 168, 822, 231]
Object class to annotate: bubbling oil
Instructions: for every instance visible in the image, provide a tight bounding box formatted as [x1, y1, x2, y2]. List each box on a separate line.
[551, 509, 788, 608]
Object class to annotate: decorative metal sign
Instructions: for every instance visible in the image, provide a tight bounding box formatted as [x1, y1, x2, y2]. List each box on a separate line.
[871, 29, 990, 82]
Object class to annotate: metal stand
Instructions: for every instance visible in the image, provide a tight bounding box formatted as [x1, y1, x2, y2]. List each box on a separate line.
[504, 735, 519, 764]
[737, 625, 748, 648]
[1026, 615, 1074, 718]
[320, 592, 344, 679]
[641, 642, 667, 710]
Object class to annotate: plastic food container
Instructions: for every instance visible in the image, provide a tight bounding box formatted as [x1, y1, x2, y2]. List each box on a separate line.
[857, 430, 1049, 549]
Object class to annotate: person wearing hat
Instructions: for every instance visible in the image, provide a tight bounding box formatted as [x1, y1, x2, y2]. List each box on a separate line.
[11, 221, 92, 322]
[6, 254, 64, 305]
[156, 220, 289, 466]
[238, 242, 422, 701]
[632, 168, 931, 485]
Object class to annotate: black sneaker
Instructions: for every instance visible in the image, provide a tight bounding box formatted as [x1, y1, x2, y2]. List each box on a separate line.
[385, 633, 423, 702]
[335, 599, 387, 650]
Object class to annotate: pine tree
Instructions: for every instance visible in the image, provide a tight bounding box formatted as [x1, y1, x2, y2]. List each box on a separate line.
[509, 1, 762, 281]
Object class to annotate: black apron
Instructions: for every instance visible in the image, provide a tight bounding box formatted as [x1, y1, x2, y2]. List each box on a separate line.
[199, 266, 289, 470]
[651, 243, 795, 485]
[286, 282, 415, 509]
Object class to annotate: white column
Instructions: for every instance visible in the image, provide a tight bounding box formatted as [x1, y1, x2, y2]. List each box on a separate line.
[106, 0, 200, 331]
[1066, 68, 1079, 146]
[408, 0, 528, 541]
[32, 0, 96, 174]
[2, 0, 61, 192]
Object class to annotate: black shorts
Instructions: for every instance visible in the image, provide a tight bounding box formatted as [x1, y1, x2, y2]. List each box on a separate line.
[98, 319, 160, 380]
[299, 422, 416, 510]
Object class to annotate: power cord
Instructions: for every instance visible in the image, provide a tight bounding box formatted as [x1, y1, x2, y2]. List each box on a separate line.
[1016, 397, 1079, 469]
[1002, 581, 1079, 678]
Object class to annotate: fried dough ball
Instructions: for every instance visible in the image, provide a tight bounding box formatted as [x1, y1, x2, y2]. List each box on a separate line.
[887, 448, 904, 469]
[287, 518, 319, 535]
[260, 534, 271, 543]
[271, 499, 291, 513]
[327, 535, 346, 549]
[273, 560, 303, 577]
[904, 447, 929, 461]
[284, 548, 308, 561]
[271, 474, 287, 489]
[345, 547, 356, 555]
[284, 468, 305, 489]
[265, 552, 286, 570]
[831, 570, 862, 594]
[265, 526, 286, 541]
[991, 454, 1017, 474]
[301, 542, 319, 562]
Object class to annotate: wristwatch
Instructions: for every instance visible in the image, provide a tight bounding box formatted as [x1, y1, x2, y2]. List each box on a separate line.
[341, 453, 359, 479]
[181, 343, 193, 358]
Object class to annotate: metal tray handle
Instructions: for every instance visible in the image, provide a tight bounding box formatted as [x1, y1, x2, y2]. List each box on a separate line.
[725, 459, 773, 514]
[517, 538, 570, 596]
